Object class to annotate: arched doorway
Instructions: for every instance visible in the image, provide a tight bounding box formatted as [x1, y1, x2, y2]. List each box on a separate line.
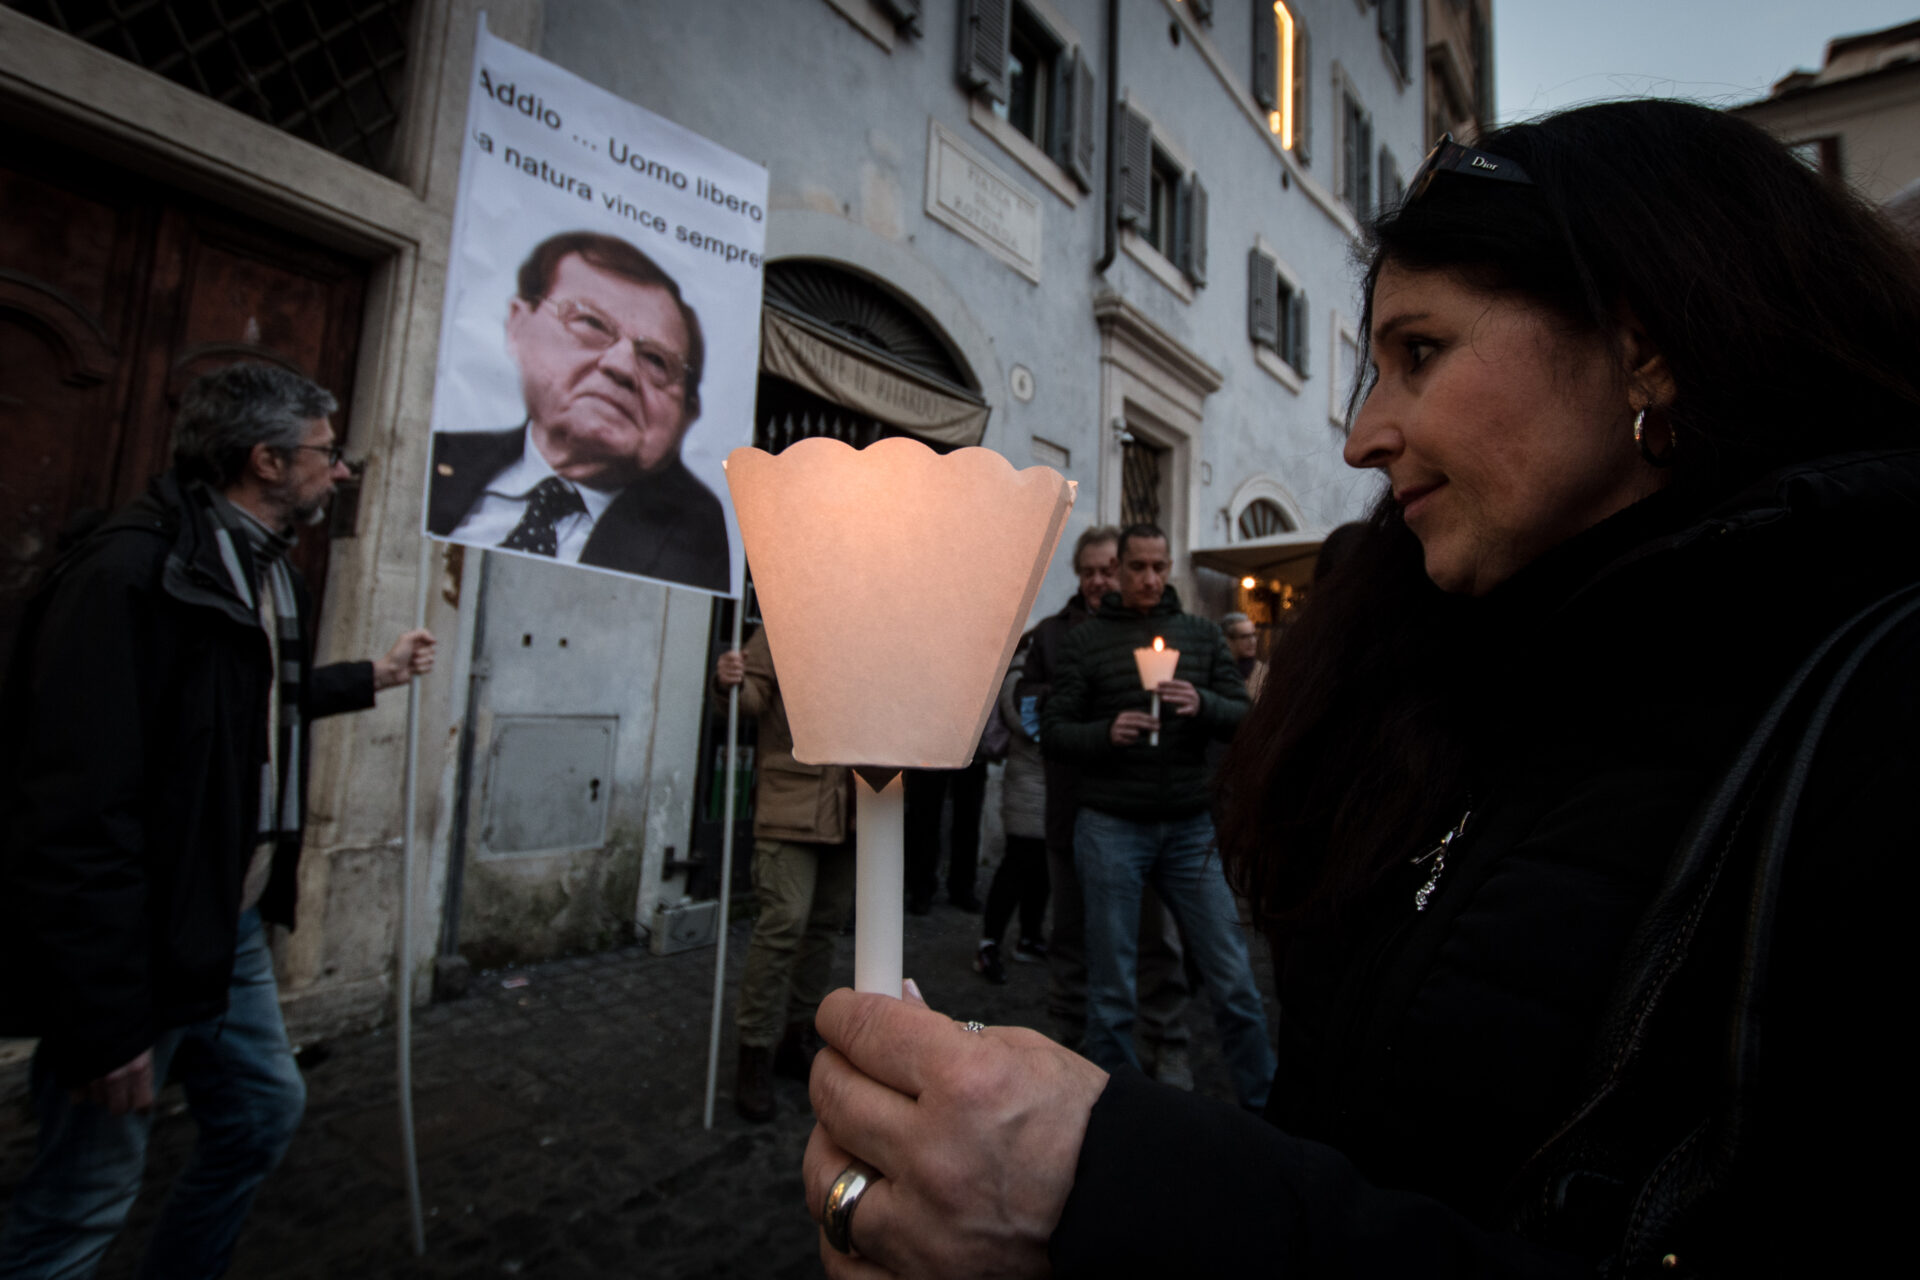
[685, 260, 988, 900]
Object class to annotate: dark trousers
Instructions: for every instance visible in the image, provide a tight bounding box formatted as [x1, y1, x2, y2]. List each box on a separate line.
[983, 833, 1050, 945]
[904, 760, 987, 905]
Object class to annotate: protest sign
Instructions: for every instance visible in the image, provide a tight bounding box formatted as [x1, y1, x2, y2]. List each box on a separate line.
[423, 16, 766, 596]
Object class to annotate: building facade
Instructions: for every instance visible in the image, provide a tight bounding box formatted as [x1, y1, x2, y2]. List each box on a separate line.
[1732, 18, 1920, 205]
[1424, 0, 1492, 144]
[0, 0, 1428, 1040]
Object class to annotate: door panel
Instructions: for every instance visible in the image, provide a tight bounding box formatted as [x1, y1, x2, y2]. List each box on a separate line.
[0, 141, 369, 673]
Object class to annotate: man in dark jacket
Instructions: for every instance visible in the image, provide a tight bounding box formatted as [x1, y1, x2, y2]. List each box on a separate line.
[1022, 525, 1195, 1082]
[0, 363, 435, 1278]
[1042, 523, 1274, 1109]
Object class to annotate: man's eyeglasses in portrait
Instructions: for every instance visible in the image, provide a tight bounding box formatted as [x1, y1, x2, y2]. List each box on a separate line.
[539, 296, 696, 392]
[290, 444, 347, 467]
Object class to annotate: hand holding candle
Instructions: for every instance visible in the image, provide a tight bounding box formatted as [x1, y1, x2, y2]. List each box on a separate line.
[1132, 636, 1180, 746]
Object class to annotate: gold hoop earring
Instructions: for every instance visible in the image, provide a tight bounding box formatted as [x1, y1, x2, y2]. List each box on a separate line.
[1634, 406, 1675, 469]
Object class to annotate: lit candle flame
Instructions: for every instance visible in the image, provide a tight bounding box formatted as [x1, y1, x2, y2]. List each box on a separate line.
[1153, 636, 1165, 651]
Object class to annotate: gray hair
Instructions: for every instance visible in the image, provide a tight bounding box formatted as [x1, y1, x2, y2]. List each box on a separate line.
[1072, 524, 1122, 568]
[1222, 612, 1252, 631]
[172, 362, 337, 488]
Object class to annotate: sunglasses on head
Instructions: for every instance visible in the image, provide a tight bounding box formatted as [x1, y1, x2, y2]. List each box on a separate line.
[1405, 132, 1534, 204]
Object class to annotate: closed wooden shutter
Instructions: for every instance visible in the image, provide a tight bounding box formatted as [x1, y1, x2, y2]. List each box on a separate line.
[1117, 104, 1153, 227]
[1252, 2, 1278, 112]
[957, 0, 1011, 103]
[1180, 174, 1209, 286]
[1248, 249, 1280, 347]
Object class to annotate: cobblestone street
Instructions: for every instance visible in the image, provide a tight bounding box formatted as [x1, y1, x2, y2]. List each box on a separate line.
[1, 897, 1276, 1279]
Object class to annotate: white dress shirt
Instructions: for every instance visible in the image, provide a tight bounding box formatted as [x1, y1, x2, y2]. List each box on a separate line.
[449, 435, 619, 563]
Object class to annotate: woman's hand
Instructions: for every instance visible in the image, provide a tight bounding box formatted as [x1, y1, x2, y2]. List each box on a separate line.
[803, 985, 1109, 1278]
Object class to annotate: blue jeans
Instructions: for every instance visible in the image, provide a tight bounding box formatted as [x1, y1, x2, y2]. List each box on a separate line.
[0, 911, 307, 1279]
[1074, 808, 1276, 1108]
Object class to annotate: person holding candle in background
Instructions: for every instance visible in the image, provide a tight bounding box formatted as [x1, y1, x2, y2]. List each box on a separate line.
[1019, 526, 1196, 1081]
[1038, 523, 1272, 1106]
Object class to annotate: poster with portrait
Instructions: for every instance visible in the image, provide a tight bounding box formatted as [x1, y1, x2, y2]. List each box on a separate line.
[423, 16, 767, 597]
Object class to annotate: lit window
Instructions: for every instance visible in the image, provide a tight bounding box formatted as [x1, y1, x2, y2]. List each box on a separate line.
[1268, 4, 1297, 149]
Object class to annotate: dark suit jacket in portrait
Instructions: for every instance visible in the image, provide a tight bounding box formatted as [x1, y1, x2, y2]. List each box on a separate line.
[427, 427, 730, 592]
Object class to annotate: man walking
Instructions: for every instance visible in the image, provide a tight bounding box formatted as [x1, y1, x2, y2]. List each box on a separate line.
[1042, 523, 1275, 1109]
[714, 628, 854, 1122]
[0, 363, 435, 1277]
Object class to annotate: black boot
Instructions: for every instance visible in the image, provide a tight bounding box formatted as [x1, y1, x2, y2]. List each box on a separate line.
[774, 1020, 823, 1082]
[735, 1045, 776, 1123]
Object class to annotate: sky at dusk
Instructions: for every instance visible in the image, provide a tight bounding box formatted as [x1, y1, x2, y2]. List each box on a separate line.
[1495, 1, 1920, 123]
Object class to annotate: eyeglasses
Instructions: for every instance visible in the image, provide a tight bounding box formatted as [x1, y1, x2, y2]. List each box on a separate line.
[539, 297, 696, 392]
[1405, 132, 1534, 204]
[290, 444, 347, 467]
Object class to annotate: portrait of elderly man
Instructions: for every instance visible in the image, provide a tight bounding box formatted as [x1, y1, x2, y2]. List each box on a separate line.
[426, 230, 730, 590]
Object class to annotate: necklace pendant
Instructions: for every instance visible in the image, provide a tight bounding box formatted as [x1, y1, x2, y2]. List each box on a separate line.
[1413, 852, 1446, 911]
[1410, 808, 1472, 912]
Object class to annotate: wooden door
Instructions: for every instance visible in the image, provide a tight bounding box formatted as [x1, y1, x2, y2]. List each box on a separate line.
[0, 138, 369, 674]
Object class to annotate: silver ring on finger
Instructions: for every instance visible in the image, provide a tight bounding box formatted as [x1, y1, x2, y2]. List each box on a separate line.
[961, 1020, 986, 1034]
[823, 1159, 880, 1255]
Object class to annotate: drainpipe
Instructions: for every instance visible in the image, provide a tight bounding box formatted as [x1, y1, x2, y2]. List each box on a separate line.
[1095, 0, 1120, 273]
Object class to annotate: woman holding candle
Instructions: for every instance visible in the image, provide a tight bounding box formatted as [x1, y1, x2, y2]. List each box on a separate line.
[801, 99, 1920, 1277]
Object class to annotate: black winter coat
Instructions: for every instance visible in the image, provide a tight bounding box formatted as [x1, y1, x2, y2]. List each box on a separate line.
[1016, 593, 1092, 852]
[1041, 586, 1248, 822]
[0, 472, 375, 1085]
[1050, 449, 1920, 1276]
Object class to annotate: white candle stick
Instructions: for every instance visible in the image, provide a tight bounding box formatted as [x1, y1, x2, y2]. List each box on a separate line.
[854, 772, 905, 997]
[1134, 638, 1179, 750]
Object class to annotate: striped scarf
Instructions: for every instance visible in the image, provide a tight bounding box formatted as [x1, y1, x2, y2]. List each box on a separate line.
[209, 493, 304, 842]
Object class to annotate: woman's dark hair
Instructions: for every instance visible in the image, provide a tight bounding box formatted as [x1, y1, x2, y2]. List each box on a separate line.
[1217, 99, 1920, 937]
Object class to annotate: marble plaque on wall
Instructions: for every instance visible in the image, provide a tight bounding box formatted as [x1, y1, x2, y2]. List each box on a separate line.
[925, 120, 1043, 282]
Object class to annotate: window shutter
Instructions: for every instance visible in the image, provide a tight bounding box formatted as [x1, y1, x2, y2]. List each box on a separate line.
[1117, 105, 1152, 227]
[1340, 96, 1356, 207]
[1358, 116, 1374, 214]
[1181, 174, 1208, 286]
[1050, 48, 1075, 172]
[873, 0, 923, 35]
[1248, 249, 1280, 347]
[1252, 3, 1278, 112]
[1051, 45, 1096, 190]
[1290, 291, 1311, 374]
[1293, 23, 1311, 162]
[957, 0, 1011, 104]
[1380, 0, 1407, 76]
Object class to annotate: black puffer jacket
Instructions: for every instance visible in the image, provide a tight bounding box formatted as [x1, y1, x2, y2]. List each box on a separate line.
[1041, 585, 1247, 822]
[1051, 449, 1920, 1276]
[0, 472, 375, 1085]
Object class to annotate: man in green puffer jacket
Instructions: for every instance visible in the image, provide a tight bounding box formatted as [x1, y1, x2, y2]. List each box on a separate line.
[1041, 524, 1275, 1108]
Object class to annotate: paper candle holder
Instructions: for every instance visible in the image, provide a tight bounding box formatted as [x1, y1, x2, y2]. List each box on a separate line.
[1133, 638, 1180, 690]
[725, 436, 1077, 776]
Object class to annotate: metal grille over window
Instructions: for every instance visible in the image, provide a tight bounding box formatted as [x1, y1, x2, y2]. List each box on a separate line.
[1121, 437, 1164, 527]
[1238, 499, 1293, 540]
[11, 0, 416, 174]
[755, 377, 910, 456]
[763, 260, 973, 389]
